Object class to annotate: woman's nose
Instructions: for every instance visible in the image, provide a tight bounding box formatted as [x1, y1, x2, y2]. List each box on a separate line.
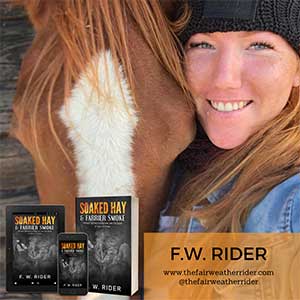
[212, 48, 243, 90]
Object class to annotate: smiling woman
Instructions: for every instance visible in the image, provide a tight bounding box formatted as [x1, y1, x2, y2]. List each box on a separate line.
[185, 31, 300, 149]
[159, 0, 300, 233]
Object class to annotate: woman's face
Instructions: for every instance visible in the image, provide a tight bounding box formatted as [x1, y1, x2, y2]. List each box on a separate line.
[185, 31, 300, 149]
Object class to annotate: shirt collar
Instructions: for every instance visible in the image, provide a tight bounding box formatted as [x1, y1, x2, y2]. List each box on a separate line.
[206, 176, 236, 204]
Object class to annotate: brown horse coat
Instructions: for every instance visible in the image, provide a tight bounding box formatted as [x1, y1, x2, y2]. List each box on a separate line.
[11, 2, 195, 298]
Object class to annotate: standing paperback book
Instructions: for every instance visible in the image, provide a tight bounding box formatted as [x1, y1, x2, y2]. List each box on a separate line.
[76, 196, 138, 296]
[6, 205, 65, 293]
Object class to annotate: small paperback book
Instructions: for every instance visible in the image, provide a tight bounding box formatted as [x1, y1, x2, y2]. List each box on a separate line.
[76, 196, 138, 296]
[6, 205, 65, 293]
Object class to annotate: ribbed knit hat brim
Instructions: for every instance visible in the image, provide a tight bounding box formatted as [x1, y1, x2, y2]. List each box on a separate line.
[180, 0, 300, 53]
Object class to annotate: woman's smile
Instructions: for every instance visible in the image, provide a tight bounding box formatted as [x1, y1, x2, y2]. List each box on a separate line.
[207, 99, 253, 112]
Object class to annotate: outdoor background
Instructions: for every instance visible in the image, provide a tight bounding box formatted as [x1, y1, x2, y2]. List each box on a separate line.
[0, 1, 39, 299]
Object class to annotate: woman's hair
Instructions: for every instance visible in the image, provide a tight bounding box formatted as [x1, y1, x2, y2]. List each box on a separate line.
[171, 3, 300, 232]
[174, 88, 300, 232]
[12, 0, 190, 169]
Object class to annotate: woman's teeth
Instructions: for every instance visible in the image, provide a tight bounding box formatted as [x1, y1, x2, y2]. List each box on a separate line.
[210, 100, 251, 112]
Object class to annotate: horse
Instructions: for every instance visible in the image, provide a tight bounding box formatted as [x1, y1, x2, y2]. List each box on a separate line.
[11, 1, 196, 299]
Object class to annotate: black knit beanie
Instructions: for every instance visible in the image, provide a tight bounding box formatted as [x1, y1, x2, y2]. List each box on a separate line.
[180, 0, 300, 53]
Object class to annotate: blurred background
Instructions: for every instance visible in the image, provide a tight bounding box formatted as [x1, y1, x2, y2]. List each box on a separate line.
[0, 1, 39, 299]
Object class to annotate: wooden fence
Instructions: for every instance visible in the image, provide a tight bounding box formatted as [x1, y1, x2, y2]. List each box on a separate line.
[0, 2, 40, 299]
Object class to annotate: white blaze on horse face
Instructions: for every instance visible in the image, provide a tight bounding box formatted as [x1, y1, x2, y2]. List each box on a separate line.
[59, 50, 138, 197]
[185, 31, 300, 149]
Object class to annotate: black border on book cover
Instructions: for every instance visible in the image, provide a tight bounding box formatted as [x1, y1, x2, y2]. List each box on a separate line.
[6, 205, 65, 293]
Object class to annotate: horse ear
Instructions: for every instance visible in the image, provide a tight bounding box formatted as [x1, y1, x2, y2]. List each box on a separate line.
[12, 0, 53, 31]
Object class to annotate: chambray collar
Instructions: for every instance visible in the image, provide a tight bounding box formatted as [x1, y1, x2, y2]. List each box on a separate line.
[206, 176, 237, 204]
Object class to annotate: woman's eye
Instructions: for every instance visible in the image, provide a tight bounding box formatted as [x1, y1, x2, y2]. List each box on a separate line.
[248, 42, 274, 50]
[189, 42, 215, 49]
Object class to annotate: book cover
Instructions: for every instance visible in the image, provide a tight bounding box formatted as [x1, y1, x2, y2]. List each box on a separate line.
[6, 205, 65, 293]
[76, 196, 138, 296]
[58, 233, 88, 295]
